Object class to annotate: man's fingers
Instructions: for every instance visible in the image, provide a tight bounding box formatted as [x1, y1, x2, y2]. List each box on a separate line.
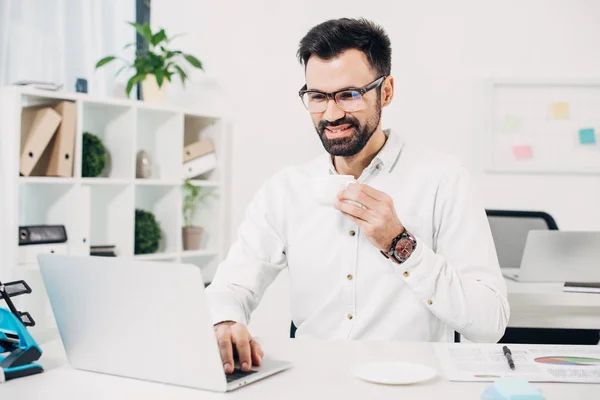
[335, 199, 370, 222]
[250, 339, 263, 367]
[356, 183, 389, 202]
[231, 324, 252, 371]
[216, 325, 234, 374]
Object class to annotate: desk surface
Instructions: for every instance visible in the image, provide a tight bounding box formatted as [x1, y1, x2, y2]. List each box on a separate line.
[505, 276, 600, 329]
[1, 336, 598, 399]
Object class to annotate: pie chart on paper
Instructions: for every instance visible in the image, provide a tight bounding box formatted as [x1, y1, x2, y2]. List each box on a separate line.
[534, 357, 600, 366]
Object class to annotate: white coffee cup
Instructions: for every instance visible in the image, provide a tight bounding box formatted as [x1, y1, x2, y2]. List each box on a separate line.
[311, 174, 356, 206]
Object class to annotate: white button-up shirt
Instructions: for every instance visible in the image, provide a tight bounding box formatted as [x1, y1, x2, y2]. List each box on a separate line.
[206, 129, 510, 343]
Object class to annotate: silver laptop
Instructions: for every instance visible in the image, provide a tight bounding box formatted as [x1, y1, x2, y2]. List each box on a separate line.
[502, 231, 600, 282]
[37, 254, 291, 392]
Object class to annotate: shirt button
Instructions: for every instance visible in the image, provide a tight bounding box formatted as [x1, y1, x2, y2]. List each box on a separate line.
[347, 313, 353, 320]
[427, 299, 433, 305]
[403, 271, 409, 278]
[376, 164, 381, 170]
[347, 274, 353, 281]
[349, 230, 356, 236]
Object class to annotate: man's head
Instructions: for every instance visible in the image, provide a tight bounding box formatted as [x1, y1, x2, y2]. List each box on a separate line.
[297, 18, 394, 157]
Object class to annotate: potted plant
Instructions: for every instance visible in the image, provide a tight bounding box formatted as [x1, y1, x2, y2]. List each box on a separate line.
[82, 132, 107, 177]
[95, 22, 204, 102]
[135, 209, 162, 255]
[182, 180, 215, 251]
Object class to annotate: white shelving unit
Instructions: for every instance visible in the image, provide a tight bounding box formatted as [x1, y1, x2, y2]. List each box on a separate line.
[0, 87, 229, 337]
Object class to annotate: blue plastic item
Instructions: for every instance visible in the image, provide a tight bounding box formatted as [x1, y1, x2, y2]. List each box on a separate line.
[0, 280, 43, 382]
[481, 378, 544, 400]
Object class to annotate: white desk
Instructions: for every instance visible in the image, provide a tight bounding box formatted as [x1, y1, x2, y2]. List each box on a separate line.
[506, 278, 600, 330]
[1, 336, 598, 399]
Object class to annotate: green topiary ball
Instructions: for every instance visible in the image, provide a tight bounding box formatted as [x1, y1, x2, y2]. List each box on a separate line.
[82, 132, 107, 177]
[135, 209, 161, 255]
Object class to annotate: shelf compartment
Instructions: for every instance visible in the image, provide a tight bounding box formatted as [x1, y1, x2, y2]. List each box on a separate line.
[81, 101, 135, 179]
[136, 108, 183, 181]
[18, 183, 90, 257]
[135, 185, 180, 255]
[86, 183, 134, 257]
[183, 114, 223, 181]
[182, 185, 221, 252]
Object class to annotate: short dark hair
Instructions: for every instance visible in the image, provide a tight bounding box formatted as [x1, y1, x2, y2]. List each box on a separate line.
[297, 18, 392, 78]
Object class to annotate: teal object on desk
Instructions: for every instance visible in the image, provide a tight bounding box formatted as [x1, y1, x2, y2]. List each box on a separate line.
[481, 378, 543, 400]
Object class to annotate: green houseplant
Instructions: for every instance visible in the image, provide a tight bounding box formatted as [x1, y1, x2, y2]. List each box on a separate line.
[82, 132, 107, 177]
[182, 180, 215, 251]
[95, 22, 204, 102]
[135, 209, 162, 255]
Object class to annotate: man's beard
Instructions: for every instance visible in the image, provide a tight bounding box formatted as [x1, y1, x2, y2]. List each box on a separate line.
[315, 102, 381, 157]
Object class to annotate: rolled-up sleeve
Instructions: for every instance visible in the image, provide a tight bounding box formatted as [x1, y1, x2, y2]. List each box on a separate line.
[205, 180, 287, 326]
[398, 166, 510, 343]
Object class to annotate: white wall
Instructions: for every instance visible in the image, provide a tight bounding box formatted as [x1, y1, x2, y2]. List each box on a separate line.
[152, 0, 600, 337]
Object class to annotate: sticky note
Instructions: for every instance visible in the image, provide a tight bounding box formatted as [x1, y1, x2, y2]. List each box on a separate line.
[502, 115, 521, 133]
[550, 102, 569, 119]
[579, 128, 596, 145]
[489, 378, 544, 400]
[512, 145, 533, 160]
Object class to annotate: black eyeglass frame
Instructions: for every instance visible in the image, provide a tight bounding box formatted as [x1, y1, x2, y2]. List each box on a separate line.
[298, 75, 387, 112]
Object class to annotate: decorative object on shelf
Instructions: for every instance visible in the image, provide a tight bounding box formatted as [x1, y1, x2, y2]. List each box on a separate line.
[136, 150, 152, 179]
[135, 209, 161, 255]
[182, 139, 217, 179]
[94, 22, 204, 102]
[75, 78, 88, 93]
[82, 132, 107, 178]
[182, 180, 216, 251]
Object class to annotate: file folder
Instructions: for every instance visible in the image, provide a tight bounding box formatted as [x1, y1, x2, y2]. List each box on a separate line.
[183, 152, 217, 179]
[183, 139, 215, 163]
[46, 101, 76, 177]
[20, 107, 62, 176]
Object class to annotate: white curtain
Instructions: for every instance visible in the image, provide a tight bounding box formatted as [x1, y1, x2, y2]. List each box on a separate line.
[0, 0, 135, 97]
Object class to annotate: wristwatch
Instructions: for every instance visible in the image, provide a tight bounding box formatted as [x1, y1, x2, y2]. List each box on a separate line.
[381, 229, 417, 264]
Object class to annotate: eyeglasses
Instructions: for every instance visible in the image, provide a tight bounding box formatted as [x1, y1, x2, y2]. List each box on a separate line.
[298, 76, 386, 114]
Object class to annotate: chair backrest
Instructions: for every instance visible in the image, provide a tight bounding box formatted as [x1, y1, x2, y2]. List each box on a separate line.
[486, 210, 558, 269]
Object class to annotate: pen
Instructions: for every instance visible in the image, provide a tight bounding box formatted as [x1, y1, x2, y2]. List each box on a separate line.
[502, 345, 515, 370]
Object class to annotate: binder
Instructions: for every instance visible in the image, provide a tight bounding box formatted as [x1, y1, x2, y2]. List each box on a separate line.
[17, 243, 68, 264]
[20, 107, 62, 176]
[182, 152, 218, 179]
[46, 101, 76, 177]
[18, 225, 67, 246]
[183, 139, 215, 163]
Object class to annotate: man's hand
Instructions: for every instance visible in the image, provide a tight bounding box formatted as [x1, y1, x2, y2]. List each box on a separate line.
[335, 183, 404, 252]
[214, 321, 263, 374]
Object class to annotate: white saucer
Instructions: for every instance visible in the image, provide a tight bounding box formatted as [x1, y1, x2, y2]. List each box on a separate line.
[353, 361, 437, 385]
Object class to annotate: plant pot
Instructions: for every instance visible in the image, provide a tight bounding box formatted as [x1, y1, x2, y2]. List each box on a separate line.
[182, 226, 203, 251]
[141, 74, 168, 103]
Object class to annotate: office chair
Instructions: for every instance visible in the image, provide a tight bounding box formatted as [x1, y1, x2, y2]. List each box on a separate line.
[486, 209, 600, 345]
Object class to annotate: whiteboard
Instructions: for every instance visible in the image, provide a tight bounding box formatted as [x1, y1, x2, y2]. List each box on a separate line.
[485, 79, 600, 174]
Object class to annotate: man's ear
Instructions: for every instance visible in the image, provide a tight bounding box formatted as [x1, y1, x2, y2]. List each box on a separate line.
[381, 76, 394, 107]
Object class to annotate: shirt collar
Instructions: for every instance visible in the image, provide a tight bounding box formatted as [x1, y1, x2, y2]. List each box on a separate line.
[326, 128, 404, 174]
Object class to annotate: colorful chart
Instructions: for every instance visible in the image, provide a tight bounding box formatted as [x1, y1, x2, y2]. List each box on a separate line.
[535, 357, 600, 366]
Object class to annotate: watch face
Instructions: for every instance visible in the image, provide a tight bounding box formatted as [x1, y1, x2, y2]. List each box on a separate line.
[395, 238, 414, 259]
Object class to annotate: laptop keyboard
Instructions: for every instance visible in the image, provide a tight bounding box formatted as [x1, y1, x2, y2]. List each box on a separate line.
[226, 368, 258, 383]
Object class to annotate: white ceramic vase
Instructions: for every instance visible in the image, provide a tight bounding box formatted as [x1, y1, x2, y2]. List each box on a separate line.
[141, 74, 168, 103]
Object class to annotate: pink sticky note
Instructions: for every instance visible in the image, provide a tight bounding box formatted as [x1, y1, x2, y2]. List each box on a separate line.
[512, 145, 533, 160]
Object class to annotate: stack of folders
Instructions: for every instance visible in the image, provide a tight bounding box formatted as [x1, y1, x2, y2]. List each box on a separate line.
[563, 282, 600, 294]
[20, 101, 77, 177]
[90, 245, 117, 257]
[18, 225, 68, 264]
[182, 139, 217, 179]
